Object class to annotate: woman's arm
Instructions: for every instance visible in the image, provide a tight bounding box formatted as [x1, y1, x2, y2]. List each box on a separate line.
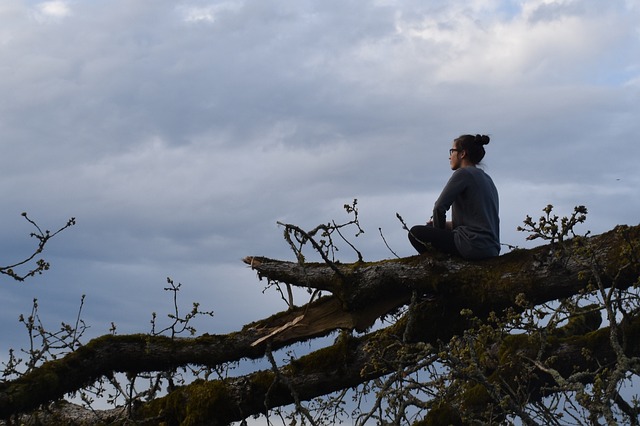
[432, 169, 468, 229]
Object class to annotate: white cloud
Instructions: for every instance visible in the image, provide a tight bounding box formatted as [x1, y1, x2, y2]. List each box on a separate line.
[389, 0, 639, 86]
[31, 1, 71, 22]
[178, 2, 242, 23]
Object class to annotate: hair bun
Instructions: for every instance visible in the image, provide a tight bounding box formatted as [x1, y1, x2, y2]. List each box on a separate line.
[475, 134, 490, 146]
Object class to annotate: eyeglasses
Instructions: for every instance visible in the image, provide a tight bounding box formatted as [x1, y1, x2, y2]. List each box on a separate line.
[449, 148, 461, 155]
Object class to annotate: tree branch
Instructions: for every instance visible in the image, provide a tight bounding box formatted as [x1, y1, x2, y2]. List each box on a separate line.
[1, 225, 638, 421]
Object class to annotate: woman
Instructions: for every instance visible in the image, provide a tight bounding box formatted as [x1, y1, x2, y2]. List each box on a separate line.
[408, 134, 500, 260]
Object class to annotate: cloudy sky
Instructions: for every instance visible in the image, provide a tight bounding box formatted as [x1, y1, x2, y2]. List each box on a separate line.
[1, 0, 639, 365]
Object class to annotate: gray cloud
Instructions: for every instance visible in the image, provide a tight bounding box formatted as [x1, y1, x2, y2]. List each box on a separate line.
[1, 0, 639, 367]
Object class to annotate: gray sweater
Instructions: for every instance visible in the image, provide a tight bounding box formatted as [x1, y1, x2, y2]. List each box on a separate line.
[433, 167, 500, 259]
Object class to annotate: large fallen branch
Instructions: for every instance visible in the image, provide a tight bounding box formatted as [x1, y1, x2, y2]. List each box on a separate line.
[0, 225, 638, 421]
[242, 224, 639, 341]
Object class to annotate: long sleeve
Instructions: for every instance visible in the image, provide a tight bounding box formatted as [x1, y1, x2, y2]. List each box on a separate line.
[432, 169, 467, 229]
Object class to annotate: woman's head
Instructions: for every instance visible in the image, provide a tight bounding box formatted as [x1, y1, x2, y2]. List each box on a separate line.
[450, 134, 490, 167]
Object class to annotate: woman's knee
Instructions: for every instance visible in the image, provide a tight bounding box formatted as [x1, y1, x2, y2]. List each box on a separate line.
[408, 225, 430, 252]
[408, 225, 425, 242]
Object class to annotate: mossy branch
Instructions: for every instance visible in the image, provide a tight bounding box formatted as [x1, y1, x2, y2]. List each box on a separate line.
[2, 225, 639, 423]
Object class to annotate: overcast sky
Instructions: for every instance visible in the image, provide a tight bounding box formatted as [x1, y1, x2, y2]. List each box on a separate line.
[1, 0, 639, 369]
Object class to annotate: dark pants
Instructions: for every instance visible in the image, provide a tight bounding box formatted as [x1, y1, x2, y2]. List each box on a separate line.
[408, 224, 460, 256]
